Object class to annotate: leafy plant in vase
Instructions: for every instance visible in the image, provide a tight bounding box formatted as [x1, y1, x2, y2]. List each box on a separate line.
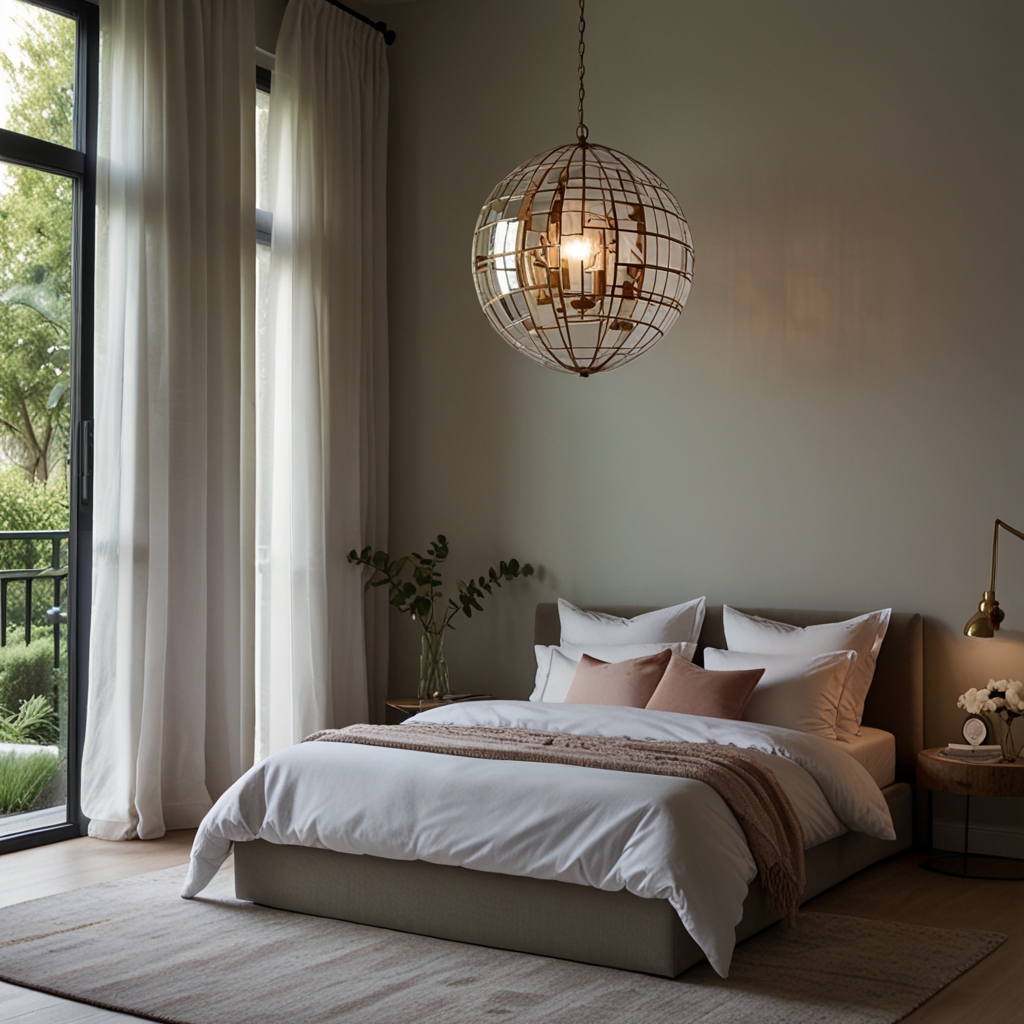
[958, 679, 1024, 761]
[348, 535, 534, 700]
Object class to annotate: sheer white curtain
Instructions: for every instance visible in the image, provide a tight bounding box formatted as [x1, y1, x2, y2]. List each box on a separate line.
[256, 0, 389, 758]
[81, 0, 256, 839]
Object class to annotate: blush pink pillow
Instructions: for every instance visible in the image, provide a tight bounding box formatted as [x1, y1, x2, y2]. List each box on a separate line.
[563, 649, 672, 707]
[645, 654, 764, 720]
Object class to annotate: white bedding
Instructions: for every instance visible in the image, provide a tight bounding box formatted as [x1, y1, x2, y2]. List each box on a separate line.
[183, 701, 895, 977]
[831, 726, 896, 788]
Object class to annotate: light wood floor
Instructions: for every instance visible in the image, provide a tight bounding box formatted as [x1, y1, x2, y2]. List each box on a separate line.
[0, 837, 1021, 1022]
[805, 854, 1024, 1023]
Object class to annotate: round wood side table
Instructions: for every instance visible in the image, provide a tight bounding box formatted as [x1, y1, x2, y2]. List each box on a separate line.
[917, 747, 1024, 879]
[384, 693, 492, 724]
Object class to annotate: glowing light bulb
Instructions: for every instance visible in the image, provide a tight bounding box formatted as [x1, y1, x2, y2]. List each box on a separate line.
[562, 236, 591, 262]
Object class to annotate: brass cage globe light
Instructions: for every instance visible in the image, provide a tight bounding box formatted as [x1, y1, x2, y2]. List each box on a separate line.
[472, 0, 694, 377]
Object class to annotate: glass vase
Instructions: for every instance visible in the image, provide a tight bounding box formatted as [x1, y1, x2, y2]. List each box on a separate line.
[419, 629, 450, 700]
[1000, 714, 1020, 763]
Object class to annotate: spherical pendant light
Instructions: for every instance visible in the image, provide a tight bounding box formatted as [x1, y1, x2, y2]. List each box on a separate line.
[471, 2, 694, 377]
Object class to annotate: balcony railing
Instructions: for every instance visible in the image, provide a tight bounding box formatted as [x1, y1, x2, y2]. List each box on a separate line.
[0, 530, 70, 669]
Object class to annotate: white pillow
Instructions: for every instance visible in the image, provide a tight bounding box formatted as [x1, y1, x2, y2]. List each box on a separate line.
[558, 597, 706, 646]
[722, 606, 891, 737]
[531, 641, 697, 703]
[703, 648, 858, 740]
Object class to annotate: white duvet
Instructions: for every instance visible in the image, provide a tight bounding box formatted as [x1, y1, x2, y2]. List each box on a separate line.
[183, 701, 895, 976]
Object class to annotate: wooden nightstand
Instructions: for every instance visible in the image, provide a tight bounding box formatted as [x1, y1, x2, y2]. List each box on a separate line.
[384, 693, 493, 725]
[917, 747, 1024, 879]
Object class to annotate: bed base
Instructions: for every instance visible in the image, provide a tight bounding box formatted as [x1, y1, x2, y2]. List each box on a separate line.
[234, 782, 912, 977]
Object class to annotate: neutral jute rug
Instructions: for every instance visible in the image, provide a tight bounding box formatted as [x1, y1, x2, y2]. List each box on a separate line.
[0, 864, 1004, 1024]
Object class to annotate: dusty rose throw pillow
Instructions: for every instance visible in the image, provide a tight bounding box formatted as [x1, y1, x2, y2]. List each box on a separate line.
[563, 649, 672, 707]
[645, 654, 764, 720]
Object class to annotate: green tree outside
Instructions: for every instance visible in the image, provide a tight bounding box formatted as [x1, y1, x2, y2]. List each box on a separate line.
[0, 5, 75, 487]
[0, 3, 74, 682]
[0, 7, 77, 819]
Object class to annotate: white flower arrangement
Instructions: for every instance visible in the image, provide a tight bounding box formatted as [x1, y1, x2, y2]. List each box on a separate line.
[958, 679, 1024, 759]
[957, 679, 1024, 715]
[957, 686, 1001, 714]
[1004, 681, 1024, 714]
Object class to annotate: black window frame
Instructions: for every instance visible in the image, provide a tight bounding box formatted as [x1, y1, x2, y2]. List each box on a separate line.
[0, 0, 98, 854]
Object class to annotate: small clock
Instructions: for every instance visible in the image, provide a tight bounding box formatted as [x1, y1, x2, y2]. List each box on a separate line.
[962, 715, 989, 746]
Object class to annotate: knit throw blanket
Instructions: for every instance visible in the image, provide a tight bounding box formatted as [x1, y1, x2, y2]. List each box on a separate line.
[305, 723, 806, 925]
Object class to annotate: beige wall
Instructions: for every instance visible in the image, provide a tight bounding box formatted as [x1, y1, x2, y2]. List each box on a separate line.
[360, 0, 1023, 755]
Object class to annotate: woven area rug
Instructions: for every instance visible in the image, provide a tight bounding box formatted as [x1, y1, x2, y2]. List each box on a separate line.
[0, 864, 1004, 1024]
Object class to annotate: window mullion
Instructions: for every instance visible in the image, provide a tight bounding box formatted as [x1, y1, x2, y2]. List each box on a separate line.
[0, 128, 83, 177]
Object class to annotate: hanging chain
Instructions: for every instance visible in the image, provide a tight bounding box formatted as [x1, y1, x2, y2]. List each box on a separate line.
[576, 0, 588, 143]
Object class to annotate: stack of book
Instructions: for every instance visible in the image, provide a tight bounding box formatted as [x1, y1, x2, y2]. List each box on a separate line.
[938, 743, 1003, 764]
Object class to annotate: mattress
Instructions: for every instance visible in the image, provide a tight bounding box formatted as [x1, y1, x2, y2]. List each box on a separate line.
[831, 726, 896, 788]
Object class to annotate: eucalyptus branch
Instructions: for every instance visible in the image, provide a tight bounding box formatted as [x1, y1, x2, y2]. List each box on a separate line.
[348, 535, 533, 635]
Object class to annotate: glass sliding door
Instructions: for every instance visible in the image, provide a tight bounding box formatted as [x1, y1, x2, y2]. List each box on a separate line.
[0, 0, 96, 852]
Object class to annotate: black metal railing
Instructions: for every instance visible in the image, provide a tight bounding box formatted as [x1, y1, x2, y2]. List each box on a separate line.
[0, 530, 70, 669]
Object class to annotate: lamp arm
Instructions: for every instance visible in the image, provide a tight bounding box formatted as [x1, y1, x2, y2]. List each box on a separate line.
[990, 519, 1024, 593]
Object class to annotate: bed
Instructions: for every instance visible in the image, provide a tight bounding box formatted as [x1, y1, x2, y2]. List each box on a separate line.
[186, 605, 922, 978]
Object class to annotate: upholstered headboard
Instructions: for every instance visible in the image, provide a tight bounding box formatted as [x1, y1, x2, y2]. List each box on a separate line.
[534, 604, 924, 782]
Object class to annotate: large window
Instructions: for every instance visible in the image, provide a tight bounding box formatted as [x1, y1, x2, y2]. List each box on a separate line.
[0, 0, 97, 853]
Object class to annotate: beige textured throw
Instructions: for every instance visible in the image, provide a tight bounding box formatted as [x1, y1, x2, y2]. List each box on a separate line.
[305, 723, 806, 925]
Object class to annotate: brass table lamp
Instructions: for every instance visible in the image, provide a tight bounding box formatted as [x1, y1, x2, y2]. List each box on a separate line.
[965, 519, 1024, 637]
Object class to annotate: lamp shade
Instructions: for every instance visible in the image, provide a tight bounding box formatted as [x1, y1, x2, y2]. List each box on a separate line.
[964, 590, 1004, 638]
[963, 521, 1024, 637]
[472, 142, 694, 376]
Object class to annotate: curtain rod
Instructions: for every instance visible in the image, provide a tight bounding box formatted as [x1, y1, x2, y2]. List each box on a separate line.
[324, 0, 397, 45]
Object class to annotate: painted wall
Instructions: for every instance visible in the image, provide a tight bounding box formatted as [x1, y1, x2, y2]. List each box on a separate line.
[363, 0, 1023, 770]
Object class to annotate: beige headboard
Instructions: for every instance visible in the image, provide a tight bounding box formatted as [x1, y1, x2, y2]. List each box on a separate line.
[534, 604, 924, 783]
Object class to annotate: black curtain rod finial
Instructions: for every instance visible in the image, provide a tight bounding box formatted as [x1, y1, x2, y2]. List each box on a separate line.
[376, 22, 397, 46]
